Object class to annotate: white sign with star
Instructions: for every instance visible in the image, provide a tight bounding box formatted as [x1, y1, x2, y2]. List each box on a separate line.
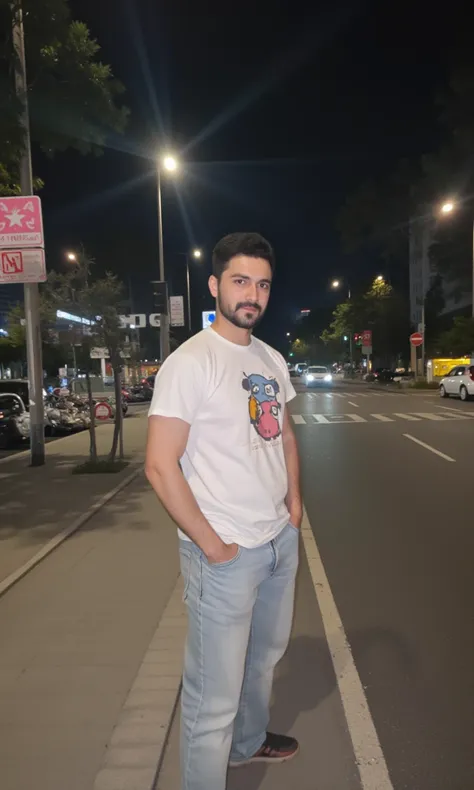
[0, 196, 44, 249]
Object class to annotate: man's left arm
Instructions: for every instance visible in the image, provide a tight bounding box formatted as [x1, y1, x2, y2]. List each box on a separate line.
[282, 408, 302, 529]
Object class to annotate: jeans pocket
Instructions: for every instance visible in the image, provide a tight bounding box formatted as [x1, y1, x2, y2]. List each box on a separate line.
[207, 546, 242, 569]
[288, 522, 300, 533]
[179, 546, 193, 601]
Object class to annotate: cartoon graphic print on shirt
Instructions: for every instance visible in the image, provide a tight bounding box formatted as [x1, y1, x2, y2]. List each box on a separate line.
[242, 373, 281, 441]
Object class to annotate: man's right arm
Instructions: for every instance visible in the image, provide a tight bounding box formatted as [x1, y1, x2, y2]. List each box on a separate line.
[145, 415, 238, 563]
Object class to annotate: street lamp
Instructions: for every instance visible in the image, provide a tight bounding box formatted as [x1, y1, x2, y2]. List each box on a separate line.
[185, 248, 203, 333]
[331, 278, 353, 367]
[157, 153, 180, 360]
[438, 199, 474, 318]
[375, 274, 384, 283]
[66, 252, 77, 262]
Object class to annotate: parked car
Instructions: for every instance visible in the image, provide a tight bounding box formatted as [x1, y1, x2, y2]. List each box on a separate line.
[439, 365, 474, 401]
[0, 393, 30, 448]
[304, 366, 333, 387]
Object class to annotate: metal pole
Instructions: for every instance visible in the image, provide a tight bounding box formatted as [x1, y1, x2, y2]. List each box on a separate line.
[347, 287, 353, 370]
[186, 255, 192, 332]
[157, 167, 170, 361]
[472, 217, 474, 318]
[12, 0, 45, 466]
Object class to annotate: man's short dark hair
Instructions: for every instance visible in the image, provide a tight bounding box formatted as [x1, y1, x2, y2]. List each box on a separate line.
[212, 233, 275, 280]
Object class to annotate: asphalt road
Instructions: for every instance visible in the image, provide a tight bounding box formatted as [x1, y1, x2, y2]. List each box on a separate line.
[291, 380, 474, 790]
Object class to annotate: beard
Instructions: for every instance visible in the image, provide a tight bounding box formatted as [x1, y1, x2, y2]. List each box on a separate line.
[217, 293, 264, 329]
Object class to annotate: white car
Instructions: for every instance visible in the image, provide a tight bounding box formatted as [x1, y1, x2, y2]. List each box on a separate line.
[304, 366, 333, 387]
[439, 365, 474, 401]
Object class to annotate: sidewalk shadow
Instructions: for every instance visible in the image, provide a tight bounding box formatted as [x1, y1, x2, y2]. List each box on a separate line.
[227, 625, 415, 790]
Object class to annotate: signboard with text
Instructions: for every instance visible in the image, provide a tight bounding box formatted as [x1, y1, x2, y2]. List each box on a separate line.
[362, 330, 372, 347]
[410, 332, 423, 347]
[0, 196, 44, 249]
[0, 249, 46, 284]
[170, 296, 185, 327]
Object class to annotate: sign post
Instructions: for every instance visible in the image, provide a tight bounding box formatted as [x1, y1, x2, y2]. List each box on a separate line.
[4, 4, 45, 465]
[410, 332, 424, 380]
[362, 329, 372, 374]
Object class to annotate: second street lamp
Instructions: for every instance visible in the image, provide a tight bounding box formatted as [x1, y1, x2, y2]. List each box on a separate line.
[156, 153, 180, 360]
[331, 278, 353, 368]
[185, 249, 203, 333]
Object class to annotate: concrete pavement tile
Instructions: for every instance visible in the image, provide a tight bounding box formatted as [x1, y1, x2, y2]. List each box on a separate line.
[94, 767, 157, 790]
[110, 723, 168, 747]
[105, 745, 161, 768]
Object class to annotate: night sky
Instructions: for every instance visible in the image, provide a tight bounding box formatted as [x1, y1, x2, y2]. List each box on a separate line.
[31, 0, 468, 351]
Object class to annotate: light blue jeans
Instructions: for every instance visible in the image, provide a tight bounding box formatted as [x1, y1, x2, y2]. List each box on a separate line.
[178, 523, 299, 790]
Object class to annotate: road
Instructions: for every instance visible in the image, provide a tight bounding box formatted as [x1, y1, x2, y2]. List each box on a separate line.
[290, 381, 474, 790]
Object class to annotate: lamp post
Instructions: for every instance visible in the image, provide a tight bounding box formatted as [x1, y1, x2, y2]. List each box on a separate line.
[439, 200, 474, 318]
[331, 279, 353, 368]
[156, 154, 179, 361]
[186, 249, 202, 333]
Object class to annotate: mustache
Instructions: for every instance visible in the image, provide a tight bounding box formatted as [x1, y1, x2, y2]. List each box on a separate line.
[236, 302, 261, 312]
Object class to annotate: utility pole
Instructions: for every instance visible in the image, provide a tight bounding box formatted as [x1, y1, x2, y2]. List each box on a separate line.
[12, 0, 45, 465]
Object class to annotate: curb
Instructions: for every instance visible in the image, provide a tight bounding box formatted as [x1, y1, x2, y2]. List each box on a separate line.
[0, 464, 143, 598]
[93, 576, 186, 790]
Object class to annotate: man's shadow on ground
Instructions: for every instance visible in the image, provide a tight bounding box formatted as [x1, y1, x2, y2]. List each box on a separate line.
[226, 625, 415, 790]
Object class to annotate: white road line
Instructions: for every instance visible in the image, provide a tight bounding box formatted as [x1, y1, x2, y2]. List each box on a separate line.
[436, 404, 474, 417]
[403, 433, 456, 462]
[347, 413, 367, 422]
[292, 414, 307, 424]
[301, 510, 394, 790]
[393, 413, 421, 421]
[412, 413, 445, 421]
[311, 414, 330, 424]
[348, 401, 359, 407]
[372, 414, 394, 422]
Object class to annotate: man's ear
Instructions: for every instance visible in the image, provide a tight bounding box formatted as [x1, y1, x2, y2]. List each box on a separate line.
[208, 274, 218, 298]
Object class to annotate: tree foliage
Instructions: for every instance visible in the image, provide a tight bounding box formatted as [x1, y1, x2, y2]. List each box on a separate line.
[0, 0, 129, 193]
[437, 317, 474, 357]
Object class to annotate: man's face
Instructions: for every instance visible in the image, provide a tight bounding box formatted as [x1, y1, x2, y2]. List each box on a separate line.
[209, 255, 273, 329]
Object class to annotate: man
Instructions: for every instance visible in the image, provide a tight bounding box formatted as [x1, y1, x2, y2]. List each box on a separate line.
[145, 232, 302, 790]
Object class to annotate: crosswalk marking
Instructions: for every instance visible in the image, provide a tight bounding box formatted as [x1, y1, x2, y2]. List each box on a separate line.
[291, 412, 474, 426]
[292, 414, 306, 424]
[413, 412, 445, 421]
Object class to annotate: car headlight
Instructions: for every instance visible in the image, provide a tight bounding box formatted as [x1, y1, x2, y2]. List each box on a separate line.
[306, 374, 314, 382]
[324, 374, 332, 382]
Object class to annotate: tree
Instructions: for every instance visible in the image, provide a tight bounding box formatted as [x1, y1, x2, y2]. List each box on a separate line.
[321, 279, 409, 368]
[0, 0, 129, 194]
[437, 317, 474, 357]
[45, 249, 127, 465]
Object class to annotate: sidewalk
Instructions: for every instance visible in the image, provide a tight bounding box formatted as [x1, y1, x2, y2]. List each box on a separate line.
[0, 409, 148, 585]
[156, 550, 362, 790]
[0, 472, 181, 790]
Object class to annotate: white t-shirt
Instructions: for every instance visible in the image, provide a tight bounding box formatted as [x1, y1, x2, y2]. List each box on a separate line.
[148, 327, 296, 548]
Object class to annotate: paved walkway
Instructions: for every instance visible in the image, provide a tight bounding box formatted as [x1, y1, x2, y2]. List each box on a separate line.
[0, 408, 148, 584]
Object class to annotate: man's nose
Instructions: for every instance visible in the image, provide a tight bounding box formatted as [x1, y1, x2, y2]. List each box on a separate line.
[246, 283, 259, 303]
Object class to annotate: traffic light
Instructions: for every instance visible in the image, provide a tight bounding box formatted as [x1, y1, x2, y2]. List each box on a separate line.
[151, 281, 169, 314]
[354, 333, 362, 346]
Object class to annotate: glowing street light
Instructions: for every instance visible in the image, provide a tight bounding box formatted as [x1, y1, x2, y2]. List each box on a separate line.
[375, 275, 384, 283]
[441, 201, 455, 215]
[66, 252, 77, 262]
[162, 155, 178, 172]
[331, 279, 341, 289]
[192, 248, 202, 259]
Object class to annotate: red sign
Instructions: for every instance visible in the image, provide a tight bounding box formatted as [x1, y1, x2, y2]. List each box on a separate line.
[95, 402, 112, 421]
[410, 332, 423, 347]
[0, 249, 46, 284]
[362, 330, 372, 347]
[0, 196, 44, 249]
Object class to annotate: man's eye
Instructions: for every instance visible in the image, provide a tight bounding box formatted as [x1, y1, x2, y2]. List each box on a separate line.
[260, 282, 270, 290]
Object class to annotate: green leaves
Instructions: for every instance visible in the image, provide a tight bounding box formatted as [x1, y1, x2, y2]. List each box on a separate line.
[0, 0, 129, 193]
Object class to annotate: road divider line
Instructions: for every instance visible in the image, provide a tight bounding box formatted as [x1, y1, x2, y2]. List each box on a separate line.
[347, 401, 359, 407]
[412, 412, 445, 421]
[301, 509, 394, 790]
[372, 414, 394, 422]
[0, 465, 143, 598]
[393, 413, 421, 421]
[402, 433, 455, 462]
